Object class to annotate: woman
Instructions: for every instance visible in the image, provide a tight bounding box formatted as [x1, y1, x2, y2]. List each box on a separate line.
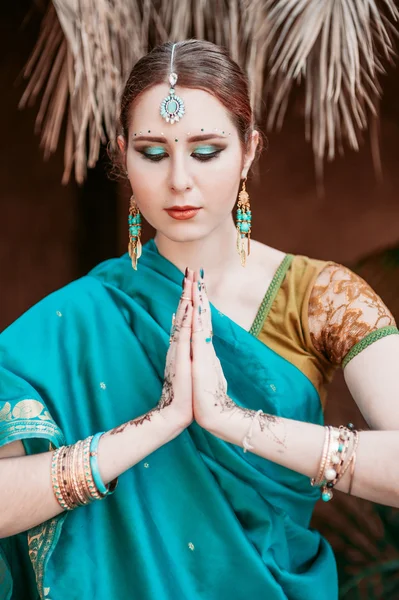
[1, 39, 398, 600]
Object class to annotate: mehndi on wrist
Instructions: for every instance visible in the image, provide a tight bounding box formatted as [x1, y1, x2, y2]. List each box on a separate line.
[51, 433, 118, 511]
[242, 410, 263, 453]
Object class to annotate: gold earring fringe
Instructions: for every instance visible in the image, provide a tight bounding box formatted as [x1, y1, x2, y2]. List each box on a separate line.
[236, 179, 251, 267]
[128, 195, 142, 270]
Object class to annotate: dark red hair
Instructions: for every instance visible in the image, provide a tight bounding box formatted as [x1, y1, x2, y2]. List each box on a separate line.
[118, 39, 261, 155]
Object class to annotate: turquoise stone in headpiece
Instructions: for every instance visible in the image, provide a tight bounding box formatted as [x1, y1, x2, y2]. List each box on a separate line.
[160, 73, 185, 124]
[160, 45, 185, 124]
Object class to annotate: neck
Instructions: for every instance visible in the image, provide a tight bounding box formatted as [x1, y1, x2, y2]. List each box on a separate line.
[154, 216, 242, 294]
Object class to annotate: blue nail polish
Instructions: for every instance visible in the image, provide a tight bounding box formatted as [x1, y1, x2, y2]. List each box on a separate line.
[200, 268, 204, 279]
[198, 281, 201, 291]
[199, 306, 202, 314]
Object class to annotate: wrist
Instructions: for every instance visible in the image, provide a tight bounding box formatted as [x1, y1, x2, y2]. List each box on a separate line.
[159, 405, 191, 438]
[200, 409, 232, 437]
[202, 407, 250, 447]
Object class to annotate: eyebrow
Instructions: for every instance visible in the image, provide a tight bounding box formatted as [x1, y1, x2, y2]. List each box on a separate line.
[131, 133, 227, 143]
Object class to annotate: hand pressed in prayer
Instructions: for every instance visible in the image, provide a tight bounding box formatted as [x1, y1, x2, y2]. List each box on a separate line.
[190, 270, 238, 430]
[161, 275, 194, 429]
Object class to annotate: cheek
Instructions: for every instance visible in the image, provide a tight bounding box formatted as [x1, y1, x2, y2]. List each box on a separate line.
[127, 155, 165, 204]
[200, 154, 241, 201]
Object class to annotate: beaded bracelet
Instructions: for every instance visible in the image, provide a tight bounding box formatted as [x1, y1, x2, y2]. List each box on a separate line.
[312, 423, 358, 502]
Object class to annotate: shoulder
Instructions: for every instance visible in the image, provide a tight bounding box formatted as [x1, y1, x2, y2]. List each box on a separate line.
[306, 261, 397, 367]
[1, 272, 112, 344]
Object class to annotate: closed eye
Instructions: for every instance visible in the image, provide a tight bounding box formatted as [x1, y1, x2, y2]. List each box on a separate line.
[140, 149, 223, 163]
[191, 150, 222, 161]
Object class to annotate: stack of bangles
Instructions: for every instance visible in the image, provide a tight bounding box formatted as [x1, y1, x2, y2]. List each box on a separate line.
[51, 432, 118, 511]
[311, 423, 359, 501]
[241, 413, 359, 502]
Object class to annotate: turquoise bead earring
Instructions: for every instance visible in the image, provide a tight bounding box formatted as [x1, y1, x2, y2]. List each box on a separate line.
[128, 195, 142, 270]
[236, 178, 252, 267]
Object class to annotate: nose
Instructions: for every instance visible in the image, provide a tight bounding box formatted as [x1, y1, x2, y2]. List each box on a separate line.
[168, 153, 193, 193]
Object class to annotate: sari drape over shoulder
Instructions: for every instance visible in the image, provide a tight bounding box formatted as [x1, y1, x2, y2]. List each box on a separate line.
[0, 239, 338, 599]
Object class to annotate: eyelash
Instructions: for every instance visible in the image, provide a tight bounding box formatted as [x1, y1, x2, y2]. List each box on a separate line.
[141, 150, 222, 163]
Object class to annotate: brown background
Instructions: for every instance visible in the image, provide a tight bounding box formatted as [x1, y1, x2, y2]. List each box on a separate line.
[1, 3, 399, 597]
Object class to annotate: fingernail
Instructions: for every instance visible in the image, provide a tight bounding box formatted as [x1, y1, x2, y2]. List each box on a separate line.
[185, 267, 189, 277]
[198, 281, 201, 291]
[200, 268, 204, 279]
[199, 306, 202, 314]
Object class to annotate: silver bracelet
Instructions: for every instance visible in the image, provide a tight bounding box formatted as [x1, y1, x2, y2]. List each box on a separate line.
[242, 409, 263, 453]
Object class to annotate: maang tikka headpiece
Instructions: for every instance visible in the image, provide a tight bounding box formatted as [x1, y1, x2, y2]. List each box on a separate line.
[160, 43, 185, 124]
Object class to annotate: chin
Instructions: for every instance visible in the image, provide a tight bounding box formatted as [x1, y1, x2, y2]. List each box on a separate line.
[158, 223, 210, 244]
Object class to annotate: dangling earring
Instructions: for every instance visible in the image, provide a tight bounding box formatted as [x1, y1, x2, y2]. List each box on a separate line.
[128, 195, 142, 270]
[236, 178, 252, 267]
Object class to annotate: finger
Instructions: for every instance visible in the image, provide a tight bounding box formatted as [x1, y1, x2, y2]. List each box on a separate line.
[175, 301, 193, 367]
[198, 269, 213, 338]
[172, 277, 193, 343]
[191, 274, 212, 360]
[193, 270, 212, 343]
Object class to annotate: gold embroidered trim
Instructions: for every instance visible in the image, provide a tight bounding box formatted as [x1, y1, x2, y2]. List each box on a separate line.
[28, 514, 64, 600]
[0, 422, 60, 445]
[250, 254, 294, 337]
[0, 399, 65, 600]
[342, 325, 399, 368]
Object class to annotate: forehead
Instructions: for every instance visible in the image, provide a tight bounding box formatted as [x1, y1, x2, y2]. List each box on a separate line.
[130, 85, 235, 136]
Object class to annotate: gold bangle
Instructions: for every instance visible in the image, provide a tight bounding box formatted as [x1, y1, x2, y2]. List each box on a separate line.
[71, 440, 87, 506]
[312, 426, 330, 486]
[51, 448, 70, 511]
[83, 436, 102, 500]
[65, 443, 77, 507]
[348, 431, 359, 496]
[59, 445, 75, 510]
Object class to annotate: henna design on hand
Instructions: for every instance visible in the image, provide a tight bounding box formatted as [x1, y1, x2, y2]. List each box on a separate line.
[211, 380, 239, 415]
[211, 381, 287, 450]
[110, 411, 155, 435]
[257, 413, 287, 450]
[110, 368, 174, 435]
[111, 306, 190, 436]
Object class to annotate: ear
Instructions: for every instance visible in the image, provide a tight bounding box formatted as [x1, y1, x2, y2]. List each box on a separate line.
[241, 130, 259, 179]
[117, 135, 126, 154]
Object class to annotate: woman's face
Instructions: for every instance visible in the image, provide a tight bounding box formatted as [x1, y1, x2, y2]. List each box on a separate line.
[119, 85, 258, 243]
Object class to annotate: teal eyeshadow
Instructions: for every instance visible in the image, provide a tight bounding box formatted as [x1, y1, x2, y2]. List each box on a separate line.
[193, 145, 220, 154]
[143, 147, 166, 156]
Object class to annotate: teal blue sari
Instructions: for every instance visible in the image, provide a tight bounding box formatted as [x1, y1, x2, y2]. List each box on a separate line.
[0, 239, 337, 599]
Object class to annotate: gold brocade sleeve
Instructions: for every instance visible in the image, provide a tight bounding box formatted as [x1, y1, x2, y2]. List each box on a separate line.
[308, 263, 398, 368]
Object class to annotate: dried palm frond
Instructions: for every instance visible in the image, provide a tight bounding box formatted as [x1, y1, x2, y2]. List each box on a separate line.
[19, 0, 398, 184]
[263, 0, 399, 184]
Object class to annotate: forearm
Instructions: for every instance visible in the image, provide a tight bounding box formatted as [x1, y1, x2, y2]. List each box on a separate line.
[206, 409, 399, 507]
[0, 406, 183, 538]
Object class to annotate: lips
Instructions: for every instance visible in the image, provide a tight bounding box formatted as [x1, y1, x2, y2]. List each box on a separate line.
[166, 206, 200, 211]
[165, 207, 202, 220]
